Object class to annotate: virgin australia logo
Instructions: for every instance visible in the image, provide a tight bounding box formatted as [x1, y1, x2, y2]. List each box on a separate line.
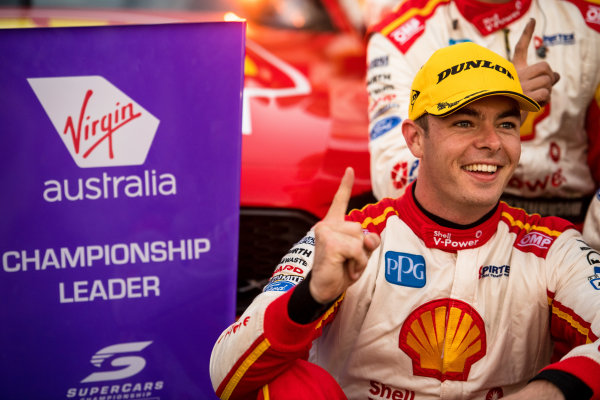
[28, 76, 159, 168]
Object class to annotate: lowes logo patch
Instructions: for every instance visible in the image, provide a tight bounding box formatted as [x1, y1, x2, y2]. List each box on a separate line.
[385, 251, 426, 288]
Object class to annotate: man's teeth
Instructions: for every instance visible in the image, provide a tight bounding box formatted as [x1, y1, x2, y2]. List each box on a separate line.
[464, 164, 497, 173]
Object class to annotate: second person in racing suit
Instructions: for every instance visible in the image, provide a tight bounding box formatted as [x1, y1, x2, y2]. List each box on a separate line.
[367, 0, 600, 226]
[584, 189, 600, 248]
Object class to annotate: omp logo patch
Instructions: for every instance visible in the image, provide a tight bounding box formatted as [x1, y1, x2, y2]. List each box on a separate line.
[390, 17, 424, 46]
[385, 251, 425, 288]
[399, 299, 486, 381]
[517, 232, 553, 249]
[28, 76, 159, 168]
[81, 341, 152, 383]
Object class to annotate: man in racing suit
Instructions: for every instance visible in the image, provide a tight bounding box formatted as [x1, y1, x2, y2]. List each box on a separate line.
[210, 43, 600, 399]
[584, 189, 600, 248]
[367, 0, 600, 227]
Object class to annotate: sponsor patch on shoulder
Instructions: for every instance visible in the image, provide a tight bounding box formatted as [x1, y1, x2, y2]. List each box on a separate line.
[387, 17, 425, 53]
[517, 231, 554, 250]
[370, 116, 401, 140]
[263, 280, 295, 292]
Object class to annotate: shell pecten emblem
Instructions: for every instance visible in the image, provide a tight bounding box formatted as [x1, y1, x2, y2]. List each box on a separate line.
[399, 299, 486, 381]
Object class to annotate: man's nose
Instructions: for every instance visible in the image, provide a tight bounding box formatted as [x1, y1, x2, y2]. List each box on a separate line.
[475, 123, 502, 151]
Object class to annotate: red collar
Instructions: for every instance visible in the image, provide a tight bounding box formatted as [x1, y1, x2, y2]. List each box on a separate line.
[395, 183, 501, 252]
[454, 0, 532, 35]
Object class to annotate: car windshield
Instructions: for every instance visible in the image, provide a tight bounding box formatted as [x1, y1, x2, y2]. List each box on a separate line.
[3, 0, 335, 31]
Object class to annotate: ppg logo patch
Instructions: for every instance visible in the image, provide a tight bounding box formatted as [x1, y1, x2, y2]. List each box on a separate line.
[385, 251, 426, 288]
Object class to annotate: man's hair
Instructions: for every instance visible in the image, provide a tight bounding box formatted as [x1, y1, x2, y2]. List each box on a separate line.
[415, 114, 429, 135]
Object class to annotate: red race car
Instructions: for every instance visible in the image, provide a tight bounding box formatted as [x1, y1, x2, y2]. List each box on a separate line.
[0, 0, 373, 313]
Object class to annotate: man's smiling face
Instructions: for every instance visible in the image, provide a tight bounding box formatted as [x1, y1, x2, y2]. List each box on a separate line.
[408, 95, 521, 223]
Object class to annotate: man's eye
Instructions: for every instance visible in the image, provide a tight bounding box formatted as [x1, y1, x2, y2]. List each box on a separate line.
[455, 121, 471, 127]
[499, 121, 517, 129]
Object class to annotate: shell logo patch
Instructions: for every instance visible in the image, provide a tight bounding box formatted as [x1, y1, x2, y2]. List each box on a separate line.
[399, 299, 486, 381]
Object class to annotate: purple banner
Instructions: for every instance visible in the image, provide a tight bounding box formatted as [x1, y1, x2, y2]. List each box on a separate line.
[0, 21, 245, 399]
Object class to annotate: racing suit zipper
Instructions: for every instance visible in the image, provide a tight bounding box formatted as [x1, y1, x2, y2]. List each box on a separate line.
[503, 28, 511, 60]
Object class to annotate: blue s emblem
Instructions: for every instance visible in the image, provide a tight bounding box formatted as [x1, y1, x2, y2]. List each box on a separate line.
[385, 251, 426, 288]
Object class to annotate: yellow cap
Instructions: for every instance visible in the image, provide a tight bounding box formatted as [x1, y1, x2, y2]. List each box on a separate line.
[408, 42, 540, 120]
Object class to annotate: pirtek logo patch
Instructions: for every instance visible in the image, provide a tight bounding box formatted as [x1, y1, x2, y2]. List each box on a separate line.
[437, 60, 514, 84]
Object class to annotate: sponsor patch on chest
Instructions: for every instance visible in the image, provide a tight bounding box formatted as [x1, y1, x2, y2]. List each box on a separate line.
[385, 251, 426, 288]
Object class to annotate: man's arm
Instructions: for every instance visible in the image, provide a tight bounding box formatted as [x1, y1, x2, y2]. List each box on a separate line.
[503, 380, 565, 400]
[530, 229, 600, 399]
[209, 168, 380, 399]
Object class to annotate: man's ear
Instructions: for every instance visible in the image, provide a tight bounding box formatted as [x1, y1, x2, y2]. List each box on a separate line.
[402, 119, 424, 158]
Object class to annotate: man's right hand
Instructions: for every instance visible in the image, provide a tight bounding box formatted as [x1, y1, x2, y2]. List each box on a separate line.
[513, 18, 560, 108]
[309, 167, 381, 304]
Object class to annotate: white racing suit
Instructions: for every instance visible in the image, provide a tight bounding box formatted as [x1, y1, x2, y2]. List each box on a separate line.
[367, 0, 600, 224]
[210, 184, 600, 399]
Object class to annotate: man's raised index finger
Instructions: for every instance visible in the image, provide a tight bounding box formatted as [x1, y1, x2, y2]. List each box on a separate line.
[324, 167, 354, 221]
[513, 18, 535, 66]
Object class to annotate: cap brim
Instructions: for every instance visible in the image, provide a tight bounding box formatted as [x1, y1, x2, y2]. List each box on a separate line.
[425, 90, 540, 117]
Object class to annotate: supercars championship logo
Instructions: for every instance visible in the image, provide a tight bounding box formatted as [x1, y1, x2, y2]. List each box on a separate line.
[28, 76, 159, 168]
[67, 341, 164, 400]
